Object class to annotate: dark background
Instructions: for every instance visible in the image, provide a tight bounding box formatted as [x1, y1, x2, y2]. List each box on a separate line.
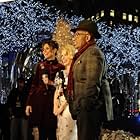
[36, 0, 140, 18]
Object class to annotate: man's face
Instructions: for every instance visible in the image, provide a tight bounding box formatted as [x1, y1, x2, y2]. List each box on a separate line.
[42, 43, 56, 60]
[73, 30, 89, 49]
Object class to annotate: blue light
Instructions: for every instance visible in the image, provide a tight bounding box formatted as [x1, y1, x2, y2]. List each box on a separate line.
[0, 0, 82, 56]
[136, 114, 140, 123]
[0, 0, 83, 103]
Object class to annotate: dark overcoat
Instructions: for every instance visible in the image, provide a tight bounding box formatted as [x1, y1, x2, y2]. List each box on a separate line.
[70, 44, 113, 121]
[26, 59, 64, 128]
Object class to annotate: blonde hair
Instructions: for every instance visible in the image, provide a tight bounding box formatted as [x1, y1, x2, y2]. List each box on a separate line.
[57, 44, 75, 63]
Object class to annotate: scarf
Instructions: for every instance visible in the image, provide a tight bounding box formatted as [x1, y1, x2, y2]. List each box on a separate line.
[67, 40, 96, 101]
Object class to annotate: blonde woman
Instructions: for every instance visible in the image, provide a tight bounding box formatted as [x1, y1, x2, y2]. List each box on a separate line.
[53, 44, 77, 140]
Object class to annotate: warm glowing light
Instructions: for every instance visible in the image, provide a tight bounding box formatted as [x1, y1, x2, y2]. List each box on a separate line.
[52, 18, 73, 48]
[134, 16, 138, 23]
[128, 14, 133, 22]
[96, 13, 100, 20]
[110, 10, 115, 17]
[122, 13, 127, 20]
[101, 10, 104, 17]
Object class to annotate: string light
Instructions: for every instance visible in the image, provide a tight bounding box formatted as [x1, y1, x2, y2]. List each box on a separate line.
[0, 0, 82, 57]
[53, 18, 73, 47]
[97, 21, 140, 79]
[0, 0, 139, 111]
[0, 0, 82, 103]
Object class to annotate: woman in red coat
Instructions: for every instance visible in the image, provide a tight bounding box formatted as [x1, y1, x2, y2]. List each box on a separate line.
[25, 40, 64, 140]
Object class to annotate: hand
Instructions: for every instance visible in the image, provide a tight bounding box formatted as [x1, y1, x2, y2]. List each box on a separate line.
[58, 87, 63, 96]
[25, 106, 32, 116]
[42, 75, 49, 85]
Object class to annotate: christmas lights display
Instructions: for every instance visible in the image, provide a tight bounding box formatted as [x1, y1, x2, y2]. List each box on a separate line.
[0, 0, 83, 103]
[53, 18, 73, 48]
[0, 0, 140, 138]
[97, 22, 140, 78]
[0, 0, 139, 120]
[97, 22, 140, 118]
[0, 0, 82, 54]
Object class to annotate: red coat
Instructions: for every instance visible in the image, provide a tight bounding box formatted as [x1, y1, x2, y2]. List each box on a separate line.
[26, 59, 64, 128]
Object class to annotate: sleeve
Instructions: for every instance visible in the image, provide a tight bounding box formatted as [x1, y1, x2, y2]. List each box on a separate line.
[80, 48, 105, 110]
[26, 63, 41, 106]
[85, 48, 104, 95]
[53, 87, 60, 116]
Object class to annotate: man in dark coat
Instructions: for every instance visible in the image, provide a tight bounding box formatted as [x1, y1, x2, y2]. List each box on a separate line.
[67, 19, 114, 140]
[25, 40, 64, 140]
[0, 103, 10, 140]
[7, 77, 29, 140]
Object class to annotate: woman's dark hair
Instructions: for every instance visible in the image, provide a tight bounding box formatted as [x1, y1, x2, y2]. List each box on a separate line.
[42, 40, 59, 50]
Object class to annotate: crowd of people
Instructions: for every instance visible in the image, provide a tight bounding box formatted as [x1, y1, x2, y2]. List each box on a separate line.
[0, 19, 113, 140]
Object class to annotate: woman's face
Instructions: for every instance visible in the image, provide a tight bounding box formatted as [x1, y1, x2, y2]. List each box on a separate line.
[42, 43, 56, 60]
[61, 50, 72, 67]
